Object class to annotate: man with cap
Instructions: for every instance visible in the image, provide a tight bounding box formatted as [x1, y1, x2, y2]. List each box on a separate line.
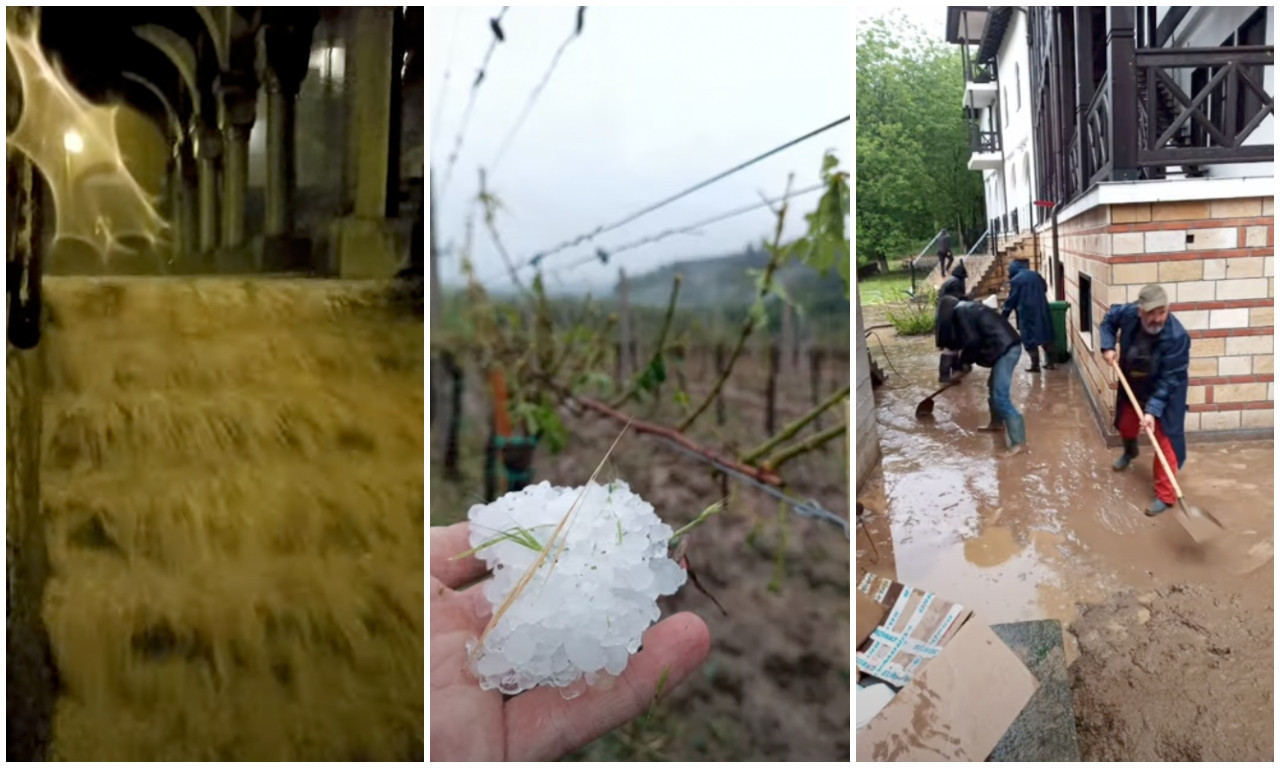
[1099, 284, 1190, 516]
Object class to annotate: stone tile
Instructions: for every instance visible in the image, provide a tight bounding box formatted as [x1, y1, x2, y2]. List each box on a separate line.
[1154, 200, 1211, 221]
[1216, 383, 1268, 403]
[1145, 229, 1187, 252]
[1175, 281, 1214, 302]
[1203, 259, 1227, 280]
[1191, 337, 1225, 357]
[1245, 226, 1269, 248]
[1216, 278, 1270, 301]
[1226, 257, 1267, 279]
[1200, 410, 1242, 431]
[1250, 306, 1274, 328]
[1217, 356, 1253, 377]
[1209, 308, 1249, 329]
[1225, 335, 1273, 356]
[1188, 227, 1237, 251]
[1187, 385, 1208, 405]
[1159, 260, 1203, 282]
[1111, 203, 1152, 224]
[1253, 354, 1274, 375]
[1113, 262, 1159, 285]
[1189, 357, 1218, 377]
[1112, 232, 1145, 255]
[1210, 198, 1262, 218]
[1178, 309, 1209, 330]
[1242, 409, 1274, 429]
[1185, 412, 1202, 431]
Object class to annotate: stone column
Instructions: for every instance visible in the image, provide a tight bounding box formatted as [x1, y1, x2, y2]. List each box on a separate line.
[263, 79, 296, 237]
[350, 7, 394, 219]
[216, 72, 257, 253]
[172, 142, 199, 268]
[333, 6, 401, 278]
[193, 123, 222, 256]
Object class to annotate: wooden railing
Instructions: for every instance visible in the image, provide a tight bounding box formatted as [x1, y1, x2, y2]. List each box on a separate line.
[1135, 46, 1274, 167]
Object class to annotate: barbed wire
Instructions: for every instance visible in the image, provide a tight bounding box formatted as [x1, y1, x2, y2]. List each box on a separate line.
[489, 7, 586, 178]
[429, 7, 463, 159]
[655, 435, 850, 539]
[438, 6, 510, 200]
[541, 182, 827, 280]
[510, 115, 849, 273]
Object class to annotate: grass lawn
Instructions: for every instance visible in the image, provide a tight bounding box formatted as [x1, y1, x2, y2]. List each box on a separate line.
[857, 269, 918, 305]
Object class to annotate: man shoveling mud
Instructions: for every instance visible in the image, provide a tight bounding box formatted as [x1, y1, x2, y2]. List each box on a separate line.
[1100, 284, 1190, 516]
[935, 295, 1027, 456]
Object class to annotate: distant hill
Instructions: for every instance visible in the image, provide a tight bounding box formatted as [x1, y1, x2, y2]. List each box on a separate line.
[619, 246, 849, 321]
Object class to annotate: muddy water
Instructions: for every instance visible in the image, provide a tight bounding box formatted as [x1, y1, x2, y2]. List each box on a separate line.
[870, 331, 1273, 635]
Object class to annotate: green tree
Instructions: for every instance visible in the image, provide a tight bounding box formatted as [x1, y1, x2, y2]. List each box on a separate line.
[855, 14, 984, 269]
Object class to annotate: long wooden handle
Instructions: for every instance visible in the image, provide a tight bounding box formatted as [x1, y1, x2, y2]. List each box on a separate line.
[1111, 359, 1185, 500]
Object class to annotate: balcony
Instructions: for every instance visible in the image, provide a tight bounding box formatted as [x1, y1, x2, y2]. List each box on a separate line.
[968, 125, 1002, 171]
[964, 59, 998, 109]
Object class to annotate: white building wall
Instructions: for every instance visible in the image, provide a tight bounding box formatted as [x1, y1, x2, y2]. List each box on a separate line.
[1161, 5, 1274, 179]
[996, 9, 1037, 233]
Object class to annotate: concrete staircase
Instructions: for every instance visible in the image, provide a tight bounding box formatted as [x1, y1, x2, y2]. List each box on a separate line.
[35, 277, 424, 760]
[926, 232, 1037, 304]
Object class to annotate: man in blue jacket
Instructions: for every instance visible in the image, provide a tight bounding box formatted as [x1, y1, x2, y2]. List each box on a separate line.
[1099, 284, 1190, 516]
[1002, 260, 1056, 373]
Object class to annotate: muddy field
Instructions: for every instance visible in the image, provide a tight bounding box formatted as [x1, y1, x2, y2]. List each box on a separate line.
[858, 312, 1273, 761]
[25, 277, 425, 761]
[430, 344, 851, 761]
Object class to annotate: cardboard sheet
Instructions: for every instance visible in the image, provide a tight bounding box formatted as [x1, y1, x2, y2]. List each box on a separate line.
[855, 573, 972, 687]
[856, 621, 1039, 761]
[856, 589, 887, 648]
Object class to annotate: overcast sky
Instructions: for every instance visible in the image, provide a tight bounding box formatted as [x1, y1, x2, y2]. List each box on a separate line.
[428, 6, 851, 294]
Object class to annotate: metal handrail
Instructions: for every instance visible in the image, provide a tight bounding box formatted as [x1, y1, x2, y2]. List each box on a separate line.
[965, 228, 990, 257]
[908, 229, 947, 299]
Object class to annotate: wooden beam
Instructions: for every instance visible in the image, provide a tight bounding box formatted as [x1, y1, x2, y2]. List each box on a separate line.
[1106, 6, 1139, 181]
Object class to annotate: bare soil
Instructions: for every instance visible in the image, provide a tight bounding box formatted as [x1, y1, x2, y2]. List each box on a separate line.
[1071, 584, 1273, 761]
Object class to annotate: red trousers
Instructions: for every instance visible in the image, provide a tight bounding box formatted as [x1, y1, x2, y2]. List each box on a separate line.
[1117, 401, 1177, 504]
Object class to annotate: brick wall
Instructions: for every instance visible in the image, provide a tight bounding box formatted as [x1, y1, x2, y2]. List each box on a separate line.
[1047, 195, 1274, 438]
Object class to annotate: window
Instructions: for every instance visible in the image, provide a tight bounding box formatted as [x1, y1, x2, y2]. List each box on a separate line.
[1003, 88, 1009, 126]
[1015, 62, 1022, 111]
[1079, 273, 1092, 333]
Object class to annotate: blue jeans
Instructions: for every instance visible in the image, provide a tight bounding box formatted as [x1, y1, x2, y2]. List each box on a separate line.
[988, 344, 1026, 445]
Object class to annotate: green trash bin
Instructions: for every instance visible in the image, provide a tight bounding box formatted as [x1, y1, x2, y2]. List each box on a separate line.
[1049, 301, 1071, 364]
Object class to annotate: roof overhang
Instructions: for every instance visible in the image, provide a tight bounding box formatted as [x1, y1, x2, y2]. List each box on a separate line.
[945, 6, 989, 45]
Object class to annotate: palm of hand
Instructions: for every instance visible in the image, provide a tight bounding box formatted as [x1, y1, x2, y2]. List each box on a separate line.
[429, 522, 711, 761]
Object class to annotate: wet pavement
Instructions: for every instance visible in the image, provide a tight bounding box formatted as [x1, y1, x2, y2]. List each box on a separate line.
[863, 330, 1274, 646]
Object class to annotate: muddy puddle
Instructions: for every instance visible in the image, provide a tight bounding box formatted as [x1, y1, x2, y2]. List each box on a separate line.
[867, 329, 1274, 635]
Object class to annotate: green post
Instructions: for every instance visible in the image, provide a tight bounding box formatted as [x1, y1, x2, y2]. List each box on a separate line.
[1049, 301, 1071, 364]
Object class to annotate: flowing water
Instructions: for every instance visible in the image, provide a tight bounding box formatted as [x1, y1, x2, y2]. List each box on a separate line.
[34, 277, 423, 760]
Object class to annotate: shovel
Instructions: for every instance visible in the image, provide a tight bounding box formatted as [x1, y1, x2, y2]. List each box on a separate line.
[1112, 361, 1226, 543]
[915, 376, 964, 419]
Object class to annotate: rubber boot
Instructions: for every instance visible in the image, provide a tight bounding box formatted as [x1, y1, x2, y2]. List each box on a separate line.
[938, 352, 954, 384]
[1026, 346, 1041, 373]
[1042, 344, 1057, 371]
[1145, 498, 1172, 517]
[1112, 439, 1139, 471]
[1002, 412, 1027, 456]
